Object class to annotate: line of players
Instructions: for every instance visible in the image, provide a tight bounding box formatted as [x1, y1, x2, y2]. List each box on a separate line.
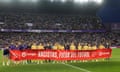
[5, 41, 106, 50]
[31, 42, 105, 50]
[2, 42, 106, 66]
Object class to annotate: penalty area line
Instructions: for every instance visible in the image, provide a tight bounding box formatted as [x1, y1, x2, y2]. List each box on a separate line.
[62, 63, 91, 72]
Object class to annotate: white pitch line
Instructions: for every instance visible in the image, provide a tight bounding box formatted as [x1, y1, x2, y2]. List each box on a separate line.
[62, 63, 91, 72]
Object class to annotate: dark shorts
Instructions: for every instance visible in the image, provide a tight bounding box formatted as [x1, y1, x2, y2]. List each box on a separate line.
[3, 49, 9, 56]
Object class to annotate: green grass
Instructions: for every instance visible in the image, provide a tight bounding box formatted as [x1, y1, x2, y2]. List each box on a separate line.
[0, 49, 120, 72]
[0, 50, 2, 65]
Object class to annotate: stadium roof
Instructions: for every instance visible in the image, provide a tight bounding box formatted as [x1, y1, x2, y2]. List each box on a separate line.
[0, 0, 105, 15]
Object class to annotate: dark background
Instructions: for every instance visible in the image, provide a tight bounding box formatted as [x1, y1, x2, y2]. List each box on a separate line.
[0, 0, 120, 23]
[98, 0, 120, 23]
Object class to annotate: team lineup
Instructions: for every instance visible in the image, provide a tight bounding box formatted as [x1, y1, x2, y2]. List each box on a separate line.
[2, 41, 109, 66]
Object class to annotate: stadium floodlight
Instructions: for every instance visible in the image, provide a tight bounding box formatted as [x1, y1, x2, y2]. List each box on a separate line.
[93, 0, 103, 4]
[50, 0, 54, 2]
[96, 0, 103, 4]
[20, 0, 38, 3]
[74, 0, 88, 3]
[80, 0, 89, 3]
[61, 0, 67, 3]
[20, 0, 27, 2]
[50, 0, 67, 3]
[31, 0, 38, 2]
[74, 0, 81, 3]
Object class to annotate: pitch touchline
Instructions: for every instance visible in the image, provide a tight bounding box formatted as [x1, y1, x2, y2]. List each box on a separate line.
[62, 63, 91, 72]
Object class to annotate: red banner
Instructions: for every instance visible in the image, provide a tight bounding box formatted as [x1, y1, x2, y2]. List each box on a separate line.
[10, 49, 112, 61]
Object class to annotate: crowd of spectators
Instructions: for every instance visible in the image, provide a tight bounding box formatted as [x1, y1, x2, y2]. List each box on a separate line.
[0, 32, 119, 50]
[0, 13, 104, 30]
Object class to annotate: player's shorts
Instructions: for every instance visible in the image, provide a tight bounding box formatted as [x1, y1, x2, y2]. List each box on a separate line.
[3, 49, 9, 57]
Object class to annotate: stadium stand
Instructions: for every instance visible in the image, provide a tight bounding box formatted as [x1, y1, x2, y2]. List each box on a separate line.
[0, 13, 104, 30]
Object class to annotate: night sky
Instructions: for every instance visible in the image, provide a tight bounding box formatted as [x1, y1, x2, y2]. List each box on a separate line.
[98, 0, 120, 23]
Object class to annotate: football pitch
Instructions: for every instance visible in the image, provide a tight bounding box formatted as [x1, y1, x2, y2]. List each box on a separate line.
[0, 49, 120, 72]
